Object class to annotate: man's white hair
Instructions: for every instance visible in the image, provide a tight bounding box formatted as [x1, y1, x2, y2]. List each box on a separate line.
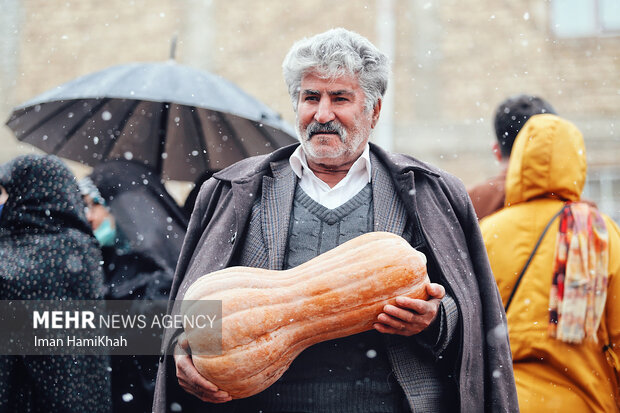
[282, 28, 390, 112]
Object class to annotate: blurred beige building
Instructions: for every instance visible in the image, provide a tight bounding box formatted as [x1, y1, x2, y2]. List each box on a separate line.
[1, 0, 619, 220]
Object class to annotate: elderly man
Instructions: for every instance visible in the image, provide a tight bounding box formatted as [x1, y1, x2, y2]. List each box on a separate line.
[153, 28, 517, 412]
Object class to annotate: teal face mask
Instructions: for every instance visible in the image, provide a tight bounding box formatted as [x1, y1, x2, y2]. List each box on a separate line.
[94, 217, 117, 247]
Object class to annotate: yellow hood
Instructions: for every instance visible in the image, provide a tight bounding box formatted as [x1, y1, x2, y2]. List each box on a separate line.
[505, 114, 586, 206]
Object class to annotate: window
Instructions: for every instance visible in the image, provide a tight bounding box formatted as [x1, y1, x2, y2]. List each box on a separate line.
[582, 167, 620, 225]
[551, 0, 620, 37]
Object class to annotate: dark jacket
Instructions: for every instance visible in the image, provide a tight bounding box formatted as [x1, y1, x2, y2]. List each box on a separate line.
[153, 144, 518, 412]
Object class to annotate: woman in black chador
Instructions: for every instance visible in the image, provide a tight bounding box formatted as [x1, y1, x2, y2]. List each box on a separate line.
[0, 154, 111, 412]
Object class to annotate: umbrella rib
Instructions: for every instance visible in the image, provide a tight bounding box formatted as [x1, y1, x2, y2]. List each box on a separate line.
[189, 106, 211, 172]
[51, 97, 112, 154]
[155, 102, 171, 176]
[217, 112, 249, 158]
[11, 100, 78, 140]
[99, 99, 143, 162]
[252, 118, 281, 149]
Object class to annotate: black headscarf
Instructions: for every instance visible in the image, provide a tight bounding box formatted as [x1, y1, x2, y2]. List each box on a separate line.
[0, 154, 111, 412]
[0, 154, 106, 299]
[0, 154, 92, 238]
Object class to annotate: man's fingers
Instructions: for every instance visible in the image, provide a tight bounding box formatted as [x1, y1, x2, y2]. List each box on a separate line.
[373, 322, 399, 335]
[377, 312, 407, 330]
[393, 297, 433, 314]
[177, 354, 220, 392]
[178, 379, 231, 404]
[175, 352, 232, 402]
[383, 304, 418, 322]
[426, 283, 445, 299]
[179, 381, 231, 404]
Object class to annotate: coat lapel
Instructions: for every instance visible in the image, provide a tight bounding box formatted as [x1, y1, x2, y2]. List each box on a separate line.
[371, 152, 408, 237]
[261, 159, 296, 270]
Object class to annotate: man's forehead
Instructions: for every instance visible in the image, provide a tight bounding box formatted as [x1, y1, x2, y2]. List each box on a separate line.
[300, 88, 356, 96]
[300, 71, 361, 92]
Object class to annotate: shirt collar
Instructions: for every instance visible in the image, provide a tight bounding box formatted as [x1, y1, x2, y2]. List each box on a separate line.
[289, 144, 372, 183]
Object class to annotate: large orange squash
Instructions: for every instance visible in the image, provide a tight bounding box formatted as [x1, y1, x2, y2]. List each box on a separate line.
[181, 231, 430, 398]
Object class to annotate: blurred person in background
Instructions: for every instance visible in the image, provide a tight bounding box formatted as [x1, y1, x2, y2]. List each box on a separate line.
[480, 114, 620, 412]
[468, 94, 556, 220]
[80, 159, 187, 413]
[0, 154, 111, 412]
[80, 159, 187, 301]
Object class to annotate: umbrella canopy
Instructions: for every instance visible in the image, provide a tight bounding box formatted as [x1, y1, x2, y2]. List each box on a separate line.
[6, 61, 298, 181]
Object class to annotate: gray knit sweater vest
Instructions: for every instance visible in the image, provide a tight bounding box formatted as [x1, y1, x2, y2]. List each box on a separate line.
[284, 183, 373, 269]
[239, 184, 408, 413]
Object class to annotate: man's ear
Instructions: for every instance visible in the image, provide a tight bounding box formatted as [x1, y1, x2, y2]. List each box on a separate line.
[492, 142, 503, 162]
[371, 99, 382, 128]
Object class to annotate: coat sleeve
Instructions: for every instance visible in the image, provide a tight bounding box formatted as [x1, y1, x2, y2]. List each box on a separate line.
[442, 173, 519, 412]
[168, 178, 228, 306]
[415, 293, 459, 357]
[153, 179, 233, 413]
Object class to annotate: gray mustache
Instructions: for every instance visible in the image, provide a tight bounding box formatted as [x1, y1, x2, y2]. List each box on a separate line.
[306, 121, 345, 139]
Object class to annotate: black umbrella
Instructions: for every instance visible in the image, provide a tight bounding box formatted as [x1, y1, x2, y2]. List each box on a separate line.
[6, 61, 297, 181]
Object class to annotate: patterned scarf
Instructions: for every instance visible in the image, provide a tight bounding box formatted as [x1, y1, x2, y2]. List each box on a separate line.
[548, 202, 609, 343]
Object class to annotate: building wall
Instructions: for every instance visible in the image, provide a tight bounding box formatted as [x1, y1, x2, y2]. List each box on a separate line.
[396, 0, 619, 178]
[1, 0, 618, 217]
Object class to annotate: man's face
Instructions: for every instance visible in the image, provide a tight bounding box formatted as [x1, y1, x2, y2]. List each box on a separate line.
[296, 71, 381, 167]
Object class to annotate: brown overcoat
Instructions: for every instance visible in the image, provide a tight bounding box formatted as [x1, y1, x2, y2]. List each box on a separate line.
[153, 143, 518, 412]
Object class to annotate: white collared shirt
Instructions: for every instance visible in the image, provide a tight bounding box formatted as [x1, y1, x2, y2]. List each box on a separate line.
[289, 144, 372, 209]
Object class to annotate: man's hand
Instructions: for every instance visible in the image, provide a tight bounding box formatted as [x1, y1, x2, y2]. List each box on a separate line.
[173, 333, 232, 403]
[373, 283, 445, 336]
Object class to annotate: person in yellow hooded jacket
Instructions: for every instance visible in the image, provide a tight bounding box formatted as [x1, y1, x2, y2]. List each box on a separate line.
[480, 113, 620, 412]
